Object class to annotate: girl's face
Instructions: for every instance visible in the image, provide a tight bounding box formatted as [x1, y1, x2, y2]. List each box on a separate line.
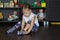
[22, 8, 31, 17]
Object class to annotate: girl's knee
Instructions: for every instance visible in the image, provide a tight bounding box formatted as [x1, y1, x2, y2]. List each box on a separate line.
[26, 24, 31, 26]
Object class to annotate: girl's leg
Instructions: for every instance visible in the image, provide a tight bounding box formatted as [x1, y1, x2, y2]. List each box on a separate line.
[7, 21, 22, 33]
[24, 21, 31, 31]
[17, 24, 31, 35]
[22, 24, 39, 34]
[17, 21, 31, 35]
[18, 24, 31, 35]
[24, 24, 31, 31]
[32, 24, 39, 32]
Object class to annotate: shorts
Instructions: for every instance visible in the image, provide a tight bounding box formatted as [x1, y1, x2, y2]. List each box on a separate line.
[27, 21, 39, 32]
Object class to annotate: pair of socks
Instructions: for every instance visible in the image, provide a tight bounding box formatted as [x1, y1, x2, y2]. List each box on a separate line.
[17, 30, 25, 36]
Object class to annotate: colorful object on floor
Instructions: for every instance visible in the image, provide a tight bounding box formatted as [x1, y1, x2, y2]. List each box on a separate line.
[0, 11, 3, 19]
[0, 1, 3, 8]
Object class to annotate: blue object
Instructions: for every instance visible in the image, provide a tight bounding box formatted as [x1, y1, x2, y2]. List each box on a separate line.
[17, 30, 24, 36]
[27, 21, 39, 32]
[7, 21, 22, 34]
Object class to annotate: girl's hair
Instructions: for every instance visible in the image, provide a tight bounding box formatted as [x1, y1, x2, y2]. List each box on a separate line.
[22, 3, 31, 10]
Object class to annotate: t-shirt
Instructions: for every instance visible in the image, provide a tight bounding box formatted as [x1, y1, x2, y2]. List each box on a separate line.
[23, 12, 39, 26]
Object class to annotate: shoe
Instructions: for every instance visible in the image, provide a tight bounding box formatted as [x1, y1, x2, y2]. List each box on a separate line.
[32, 29, 38, 32]
[17, 30, 24, 36]
[17, 31, 20, 35]
[6, 32, 13, 36]
[6, 31, 12, 34]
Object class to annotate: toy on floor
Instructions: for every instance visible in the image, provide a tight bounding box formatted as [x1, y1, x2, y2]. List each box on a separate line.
[12, 11, 18, 20]
[0, 11, 3, 20]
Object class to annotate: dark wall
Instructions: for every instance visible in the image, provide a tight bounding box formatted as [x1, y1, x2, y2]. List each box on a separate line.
[45, 0, 60, 21]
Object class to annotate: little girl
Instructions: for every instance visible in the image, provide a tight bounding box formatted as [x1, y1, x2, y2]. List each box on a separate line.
[7, 3, 39, 35]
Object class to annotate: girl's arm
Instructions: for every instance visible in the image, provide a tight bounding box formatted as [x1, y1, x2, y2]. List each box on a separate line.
[21, 16, 25, 30]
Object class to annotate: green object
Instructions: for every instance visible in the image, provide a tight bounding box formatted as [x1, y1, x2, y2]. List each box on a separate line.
[32, 2, 41, 8]
[23, 0, 27, 3]
[40, 0, 45, 2]
[37, 6, 41, 8]
[18, 0, 27, 4]
[12, 15, 18, 20]
[32, 3, 36, 8]
[18, 0, 23, 4]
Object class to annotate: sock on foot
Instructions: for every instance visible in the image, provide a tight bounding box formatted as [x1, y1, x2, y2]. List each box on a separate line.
[17, 30, 25, 36]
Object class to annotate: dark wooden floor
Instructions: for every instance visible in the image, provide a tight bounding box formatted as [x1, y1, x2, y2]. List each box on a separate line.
[0, 25, 60, 40]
